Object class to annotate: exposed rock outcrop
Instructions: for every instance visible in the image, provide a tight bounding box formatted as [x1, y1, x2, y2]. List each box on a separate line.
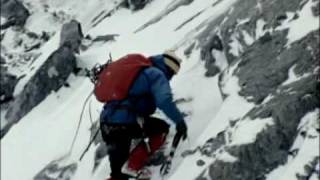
[192, 0, 320, 179]
[123, 0, 151, 11]
[0, 66, 19, 103]
[92, 34, 119, 43]
[4, 44, 76, 135]
[60, 20, 84, 53]
[236, 30, 319, 103]
[207, 74, 319, 180]
[200, 35, 224, 76]
[0, 0, 30, 28]
[194, 0, 309, 70]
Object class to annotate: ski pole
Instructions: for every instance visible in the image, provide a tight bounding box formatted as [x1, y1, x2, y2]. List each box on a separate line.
[160, 132, 182, 176]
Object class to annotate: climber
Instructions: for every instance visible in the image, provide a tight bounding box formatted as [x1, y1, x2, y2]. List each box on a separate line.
[97, 51, 188, 180]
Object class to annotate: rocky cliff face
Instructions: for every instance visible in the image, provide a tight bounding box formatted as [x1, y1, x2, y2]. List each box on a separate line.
[188, 0, 320, 179]
[2, 44, 76, 137]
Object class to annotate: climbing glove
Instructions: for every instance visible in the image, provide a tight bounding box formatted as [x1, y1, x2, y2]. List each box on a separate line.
[176, 120, 188, 140]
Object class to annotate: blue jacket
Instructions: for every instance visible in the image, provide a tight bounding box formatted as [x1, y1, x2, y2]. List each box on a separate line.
[100, 55, 184, 125]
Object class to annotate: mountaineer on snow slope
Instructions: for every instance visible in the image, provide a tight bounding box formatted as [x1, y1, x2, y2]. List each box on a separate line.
[93, 51, 188, 180]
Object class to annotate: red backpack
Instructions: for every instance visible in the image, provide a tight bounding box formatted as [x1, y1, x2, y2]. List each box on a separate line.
[94, 54, 152, 102]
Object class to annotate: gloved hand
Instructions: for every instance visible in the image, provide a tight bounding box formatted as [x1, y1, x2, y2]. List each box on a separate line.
[176, 120, 188, 140]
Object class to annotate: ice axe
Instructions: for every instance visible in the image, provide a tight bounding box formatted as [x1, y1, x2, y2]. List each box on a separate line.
[160, 132, 182, 176]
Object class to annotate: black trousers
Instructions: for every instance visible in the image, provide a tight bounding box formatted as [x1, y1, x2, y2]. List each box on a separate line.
[100, 117, 169, 180]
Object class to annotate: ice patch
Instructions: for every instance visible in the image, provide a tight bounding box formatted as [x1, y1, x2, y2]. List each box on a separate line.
[220, 61, 241, 95]
[230, 117, 274, 146]
[242, 30, 255, 45]
[217, 151, 237, 163]
[212, 49, 228, 71]
[262, 94, 274, 104]
[275, 12, 296, 31]
[237, 18, 250, 26]
[255, 19, 267, 39]
[228, 33, 243, 57]
[287, 0, 319, 44]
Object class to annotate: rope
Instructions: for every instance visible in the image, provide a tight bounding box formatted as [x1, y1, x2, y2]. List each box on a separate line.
[68, 90, 94, 155]
[79, 128, 100, 161]
[89, 98, 94, 125]
[77, 92, 99, 161]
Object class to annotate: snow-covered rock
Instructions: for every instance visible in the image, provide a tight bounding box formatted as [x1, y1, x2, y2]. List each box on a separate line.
[0, 0, 30, 28]
[124, 0, 152, 11]
[4, 44, 76, 135]
[200, 35, 224, 77]
[60, 20, 84, 54]
[189, 0, 320, 179]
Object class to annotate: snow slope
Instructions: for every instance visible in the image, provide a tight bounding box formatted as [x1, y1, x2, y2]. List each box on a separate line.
[2, 0, 229, 179]
[1, 0, 319, 180]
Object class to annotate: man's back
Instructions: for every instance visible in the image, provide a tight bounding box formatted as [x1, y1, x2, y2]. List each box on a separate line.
[100, 55, 184, 125]
[100, 65, 168, 124]
[99, 52, 187, 180]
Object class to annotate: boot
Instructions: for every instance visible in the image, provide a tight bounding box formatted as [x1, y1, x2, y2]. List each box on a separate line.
[121, 161, 152, 179]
